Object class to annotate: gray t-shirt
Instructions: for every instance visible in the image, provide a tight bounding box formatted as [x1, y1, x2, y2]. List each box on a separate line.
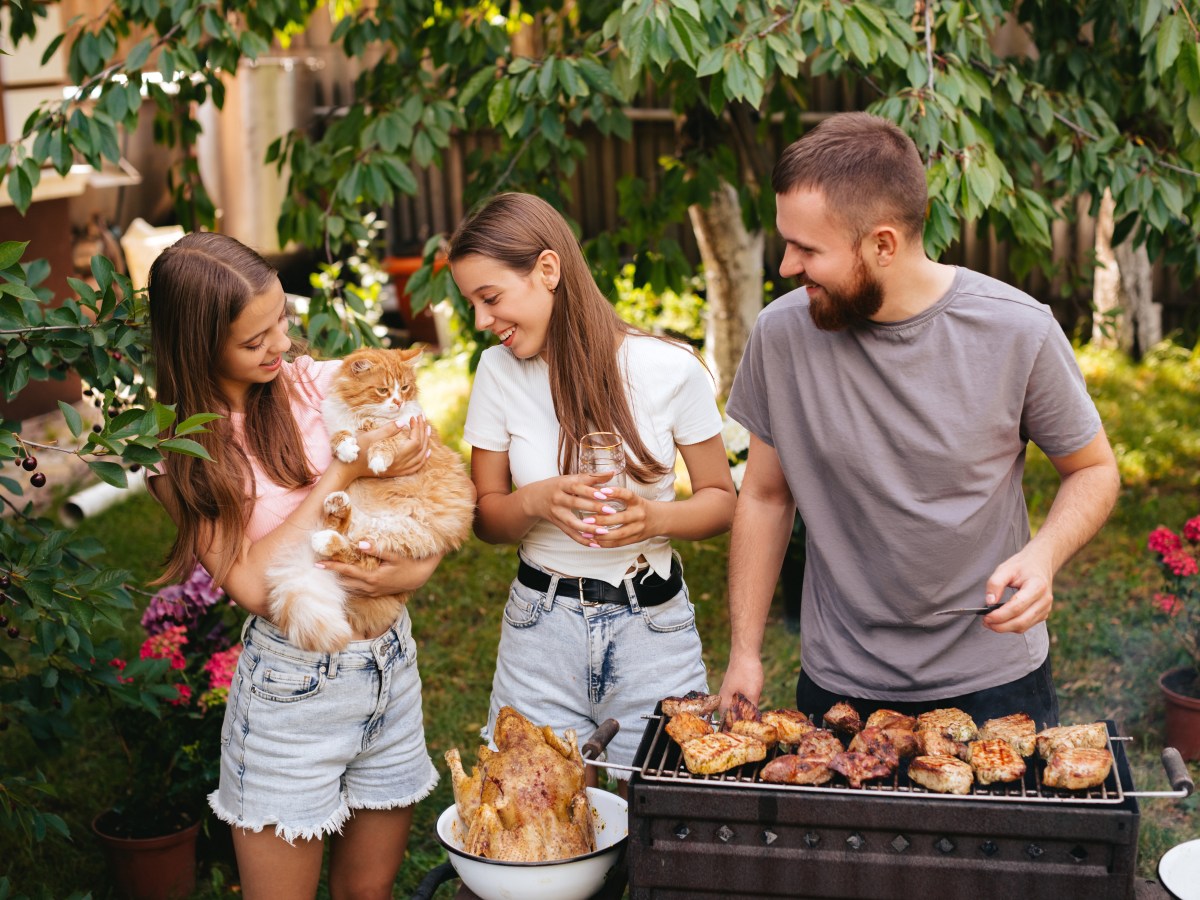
[726, 267, 1102, 701]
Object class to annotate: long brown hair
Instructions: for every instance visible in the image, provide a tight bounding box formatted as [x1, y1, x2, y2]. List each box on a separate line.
[148, 232, 313, 584]
[449, 192, 683, 484]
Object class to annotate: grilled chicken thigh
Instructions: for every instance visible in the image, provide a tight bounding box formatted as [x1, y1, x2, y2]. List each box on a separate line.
[848, 726, 901, 772]
[1036, 722, 1108, 760]
[916, 707, 978, 742]
[823, 702, 864, 739]
[828, 751, 893, 788]
[666, 712, 714, 746]
[761, 709, 816, 745]
[661, 691, 721, 719]
[682, 731, 767, 774]
[760, 754, 834, 785]
[722, 692, 760, 727]
[968, 738, 1027, 785]
[793, 729, 845, 762]
[866, 709, 918, 732]
[1042, 747, 1114, 790]
[908, 755, 974, 794]
[916, 729, 968, 760]
[729, 719, 779, 748]
[978, 712, 1037, 756]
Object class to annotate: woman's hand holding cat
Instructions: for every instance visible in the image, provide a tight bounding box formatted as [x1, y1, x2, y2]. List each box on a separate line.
[319, 540, 443, 596]
[346, 416, 431, 479]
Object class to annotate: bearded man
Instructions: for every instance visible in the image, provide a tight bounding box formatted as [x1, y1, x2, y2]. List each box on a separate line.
[720, 112, 1120, 726]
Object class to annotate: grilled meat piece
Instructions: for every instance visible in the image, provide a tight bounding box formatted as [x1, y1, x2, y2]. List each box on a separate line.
[907, 755, 974, 794]
[847, 726, 900, 772]
[792, 729, 844, 762]
[967, 738, 1027, 785]
[661, 691, 721, 719]
[881, 727, 919, 759]
[916, 729, 967, 760]
[916, 707, 978, 742]
[760, 754, 833, 785]
[681, 732, 767, 775]
[761, 709, 815, 745]
[828, 750, 893, 788]
[1036, 722, 1108, 760]
[729, 719, 779, 748]
[666, 712, 713, 746]
[1042, 747, 1114, 791]
[721, 691, 760, 728]
[865, 709, 918, 732]
[978, 712, 1037, 757]
[823, 701, 863, 738]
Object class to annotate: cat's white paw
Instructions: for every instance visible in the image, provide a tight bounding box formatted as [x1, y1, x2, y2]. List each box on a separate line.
[312, 529, 350, 557]
[335, 437, 360, 463]
[324, 491, 350, 515]
[367, 453, 389, 475]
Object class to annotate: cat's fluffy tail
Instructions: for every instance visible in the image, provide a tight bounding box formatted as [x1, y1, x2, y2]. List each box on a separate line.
[265, 540, 353, 653]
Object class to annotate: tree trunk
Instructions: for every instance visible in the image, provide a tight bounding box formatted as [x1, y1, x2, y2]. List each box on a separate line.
[688, 180, 764, 400]
[1092, 188, 1161, 356]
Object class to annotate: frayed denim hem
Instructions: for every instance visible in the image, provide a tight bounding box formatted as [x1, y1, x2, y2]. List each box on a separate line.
[207, 789, 353, 845]
[346, 770, 439, 812]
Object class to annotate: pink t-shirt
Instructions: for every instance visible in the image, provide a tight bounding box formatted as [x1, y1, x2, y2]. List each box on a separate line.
[230, 356, 340, 542]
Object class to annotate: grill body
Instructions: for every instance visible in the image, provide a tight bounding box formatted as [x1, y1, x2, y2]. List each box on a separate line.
[627, 717, 1141, 900]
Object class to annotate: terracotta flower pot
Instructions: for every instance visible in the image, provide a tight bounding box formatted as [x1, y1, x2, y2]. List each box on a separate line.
[92, 812, 201, 900]
[1159, 666, 1200, 762]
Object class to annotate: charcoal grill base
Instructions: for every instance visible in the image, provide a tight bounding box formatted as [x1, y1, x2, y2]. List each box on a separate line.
[628, 718, 1140, 900]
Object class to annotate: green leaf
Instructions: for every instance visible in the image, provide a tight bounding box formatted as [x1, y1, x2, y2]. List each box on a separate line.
[1140, 0, 1164, 40]
[0, 241, 28, 271]
[160, 438, 212, 460]
[1156, 13, 1184, 75]
[125, 37, 152, 71]
[58, 401, 83, 438]
[458, 66, 496, 107]
[90, 254, 115, 291]
[487, 78, 512, 126]
[174, 412, 222, 436]
[86, 460, 128, 488]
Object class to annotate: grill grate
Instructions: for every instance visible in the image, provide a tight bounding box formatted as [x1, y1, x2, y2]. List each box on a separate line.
[633, 715, 1127, 804]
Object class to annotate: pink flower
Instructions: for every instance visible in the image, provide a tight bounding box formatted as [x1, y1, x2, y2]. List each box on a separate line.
[109, 657, 134, 684]
[1154, 592, 1183, 615]
[1149, 526, 1183, 554]
[140, 624, 189, 671]
[171, 683, 193, 707]
[203, 645, 242, 691]
[1184, 516, 1200, 544]
[1163, 550, 1200, 578]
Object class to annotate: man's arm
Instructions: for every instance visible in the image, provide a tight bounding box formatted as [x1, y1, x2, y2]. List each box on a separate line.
[719, 435, 797, 709]
[983, 427, 1120, 634]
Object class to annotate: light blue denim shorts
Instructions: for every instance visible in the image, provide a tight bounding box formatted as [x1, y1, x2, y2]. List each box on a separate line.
[209, 611, 438, 843]
[484, 556, 708, 776]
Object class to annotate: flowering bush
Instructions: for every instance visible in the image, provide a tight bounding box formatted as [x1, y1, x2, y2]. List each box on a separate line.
[100, 564, 241, 838]
[1148, 514, 1200, 677]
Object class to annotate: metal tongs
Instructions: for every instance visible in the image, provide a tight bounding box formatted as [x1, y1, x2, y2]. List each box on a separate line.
[934, 595, 1012, 617]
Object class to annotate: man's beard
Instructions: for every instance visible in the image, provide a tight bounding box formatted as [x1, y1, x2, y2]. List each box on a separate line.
[804, 254, 884, 331]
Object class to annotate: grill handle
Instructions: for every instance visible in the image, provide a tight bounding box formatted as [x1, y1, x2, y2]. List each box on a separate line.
[1162, 747, 1194, 797]
[581, 718, 620, 763]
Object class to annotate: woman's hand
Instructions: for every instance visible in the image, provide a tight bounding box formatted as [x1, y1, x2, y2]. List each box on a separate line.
[577, 484, 661, 548]
[347, 415, 431, 479]
[519, 472, 624, 547]
[317, 540, 443, 597]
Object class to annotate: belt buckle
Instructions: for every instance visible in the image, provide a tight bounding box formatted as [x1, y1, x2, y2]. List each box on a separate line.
[576, 578, 603, 607]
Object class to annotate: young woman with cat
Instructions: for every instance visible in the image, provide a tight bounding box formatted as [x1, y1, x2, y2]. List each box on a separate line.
[453, 192, 737, 784]
[146, 232, 443, 900]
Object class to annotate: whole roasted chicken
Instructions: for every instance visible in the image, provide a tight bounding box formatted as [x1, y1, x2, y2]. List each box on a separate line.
[445, 706, 596, 862]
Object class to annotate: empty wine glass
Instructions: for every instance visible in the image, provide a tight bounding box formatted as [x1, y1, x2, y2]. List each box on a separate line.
[577, 431, 626, 529]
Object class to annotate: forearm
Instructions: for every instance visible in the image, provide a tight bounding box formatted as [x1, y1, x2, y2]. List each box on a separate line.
[1027, 462, 1120, 572]
[645, 485, 736, 541]
[473, 488, 540, 545]
[727, 490, 795, 660]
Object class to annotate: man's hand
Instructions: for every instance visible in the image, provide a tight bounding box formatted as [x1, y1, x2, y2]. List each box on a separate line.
[981, 544, 1055, 634]
[718, 653, 765, 713]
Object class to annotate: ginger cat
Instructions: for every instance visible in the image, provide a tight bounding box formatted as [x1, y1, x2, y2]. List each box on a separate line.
[267, 347, 474, 652]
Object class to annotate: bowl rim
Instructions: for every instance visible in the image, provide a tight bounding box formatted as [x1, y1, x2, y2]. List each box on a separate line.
[436, 788, 628, 868]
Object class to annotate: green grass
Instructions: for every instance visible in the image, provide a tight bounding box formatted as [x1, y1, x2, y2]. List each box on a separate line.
[4, 343, 1200, 896]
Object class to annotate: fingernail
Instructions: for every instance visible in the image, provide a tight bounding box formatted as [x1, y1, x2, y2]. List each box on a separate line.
[358, 541, 371, 550]
[581, 531, 593, 538]
[426, 425, 431, 435]
[601, 487, 614, 495]
[425, 449, 431, 458]
[582, 517, 596, 524]
[602, 505, 616, 514]
[593, 491, 607, 500]
[314, 562, 326, 569]
[588, 542, 600, 548]
[985, 593, 996, 605]
[595, 527, 609, 535]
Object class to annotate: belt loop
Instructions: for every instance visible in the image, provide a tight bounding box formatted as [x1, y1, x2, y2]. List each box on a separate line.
[544, 572, 560, 610]
[326, 651, 339, 679]
[240, 614, 257, 644]
[624, 573, 642, 612]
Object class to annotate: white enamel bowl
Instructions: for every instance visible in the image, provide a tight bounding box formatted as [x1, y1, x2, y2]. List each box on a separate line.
[435, 787, 627, 900]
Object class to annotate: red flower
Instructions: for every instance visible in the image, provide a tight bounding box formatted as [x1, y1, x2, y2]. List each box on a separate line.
[108, 656, 134, 684]
[1163, 550, 1200, 578]
[171, 684, 193, 707]
[1149, 526, 1183, 554]
[140, 624, 188, 671]
[1154, 593, 1183, 615]
[1184, 516, 1200, 544]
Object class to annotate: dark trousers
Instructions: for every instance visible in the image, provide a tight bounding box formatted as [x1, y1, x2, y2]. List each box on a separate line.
[795, 654, 1059, 730]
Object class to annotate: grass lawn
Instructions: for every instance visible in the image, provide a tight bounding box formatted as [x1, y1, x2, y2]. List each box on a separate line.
[3, 343, 1199, 897]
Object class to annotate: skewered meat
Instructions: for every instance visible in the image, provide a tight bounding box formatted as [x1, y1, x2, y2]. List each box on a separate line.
[967, 738, 1027, 785]
[722, 691, 760, 727]
[908, 755, 974, 794]
[916, 707, 978, 742]
[761, 709, 815, 745]
[792, 729, 844, 762]
[866, 708, 917, 731]
[916, 729, 967, 760]
[729, 719, 779, 748]
[848, 726, 900, 772]
[1042, 747, 1114, 791]
[681, 731, 767, 775]
[823, 701, 863, 738]
[978, 712, 1037, 756]
[445, 706, 594, 862]
[666, 712, 713, 746]
[827, 750, 893, 788]
[761, 754, 834, 785]
[661, 691, 721, 719]
[1036, 722, 1108, 760]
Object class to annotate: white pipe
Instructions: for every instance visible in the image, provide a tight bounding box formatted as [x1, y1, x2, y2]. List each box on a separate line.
[60, 468, 147, 526]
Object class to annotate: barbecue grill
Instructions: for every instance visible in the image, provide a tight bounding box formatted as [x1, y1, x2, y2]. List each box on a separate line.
[621, 710, 1193, 900]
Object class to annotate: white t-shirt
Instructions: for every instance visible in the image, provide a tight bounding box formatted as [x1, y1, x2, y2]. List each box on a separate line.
[464, 334, 722, 585]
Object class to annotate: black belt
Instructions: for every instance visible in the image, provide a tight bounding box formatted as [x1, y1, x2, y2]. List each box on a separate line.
[517, 558, 683, 607]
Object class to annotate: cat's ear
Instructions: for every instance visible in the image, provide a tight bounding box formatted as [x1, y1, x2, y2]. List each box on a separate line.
[398, 346, 424, 365]
[350, 358, 374, 374]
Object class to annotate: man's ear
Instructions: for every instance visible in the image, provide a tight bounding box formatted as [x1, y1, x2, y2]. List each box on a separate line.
[868, 226, 900, 267]
[536, 249, 561, 291]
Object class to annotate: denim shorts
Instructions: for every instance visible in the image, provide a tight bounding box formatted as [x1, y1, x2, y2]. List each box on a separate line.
[484, 557, 708, 776]
[209, 612, 438, 843]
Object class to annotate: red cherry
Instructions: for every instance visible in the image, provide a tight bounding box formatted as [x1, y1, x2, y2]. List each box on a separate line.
[30, 473, 46, 488]
[21, 456, 37, 471]
[5, 626, 18, 639]
[112, 351, 123, 361]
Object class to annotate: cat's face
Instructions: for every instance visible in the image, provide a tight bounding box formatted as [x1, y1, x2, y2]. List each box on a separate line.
[334, 347, 421, 418]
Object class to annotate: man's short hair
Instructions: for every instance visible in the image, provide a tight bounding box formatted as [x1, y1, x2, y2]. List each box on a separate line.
[772, 112, 928, 241]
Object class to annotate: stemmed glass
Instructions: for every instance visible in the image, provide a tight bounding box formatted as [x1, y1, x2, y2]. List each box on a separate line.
[577, 431, 626, 529]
